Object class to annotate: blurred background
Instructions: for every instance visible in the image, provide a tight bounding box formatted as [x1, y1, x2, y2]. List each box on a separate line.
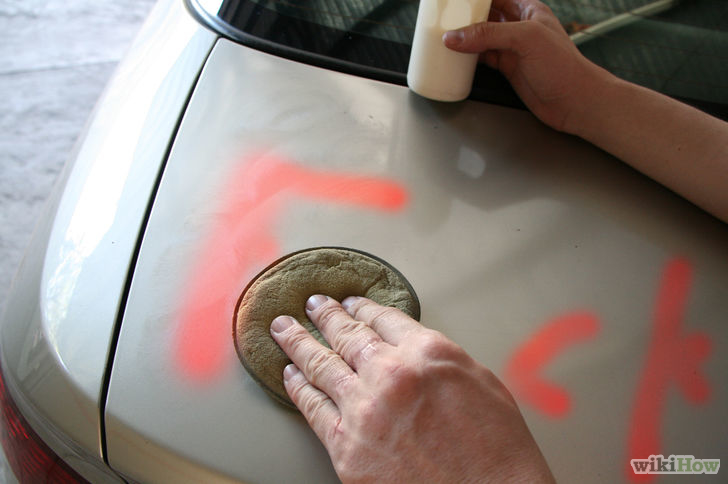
[0, 0, 156, 480]
[0, 0, 155, 329]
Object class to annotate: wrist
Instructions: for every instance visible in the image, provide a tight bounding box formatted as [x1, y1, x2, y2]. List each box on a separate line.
[562, 63, 624, 139]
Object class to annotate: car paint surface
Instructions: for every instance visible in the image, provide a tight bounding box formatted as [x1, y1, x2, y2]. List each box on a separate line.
[104, 36, 728, 483]
[0, 0, 216, 480]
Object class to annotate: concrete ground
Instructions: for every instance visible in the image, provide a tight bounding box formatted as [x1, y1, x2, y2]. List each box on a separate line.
[0, 0, 156, 480]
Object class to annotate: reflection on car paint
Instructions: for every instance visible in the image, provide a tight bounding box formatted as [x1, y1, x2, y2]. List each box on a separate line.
[626, 257, 712, 483]
[174, 153, 409, 381]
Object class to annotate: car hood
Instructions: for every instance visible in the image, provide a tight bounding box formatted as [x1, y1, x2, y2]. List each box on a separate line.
[105, 38, 728, 483]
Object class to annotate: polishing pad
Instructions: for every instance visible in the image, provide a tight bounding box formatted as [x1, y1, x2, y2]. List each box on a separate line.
[233, 247, 420, 408]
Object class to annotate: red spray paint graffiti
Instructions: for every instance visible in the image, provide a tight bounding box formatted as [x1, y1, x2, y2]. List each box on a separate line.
[174, 153, 409, 381]
[504, 311, 600, 418]
[174, 153, 715, 482]
[626, 257, 712, 482]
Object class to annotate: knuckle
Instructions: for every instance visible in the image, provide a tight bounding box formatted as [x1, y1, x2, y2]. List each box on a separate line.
[476, 365, 498, 387]
[300, 392, 327, 421]
[533, 1, 555, 17]
[347, 297, 378, 322]
[416, 329, 463, 361]
[338, 328, 379, 360]
[521, 18, 551, 42]
[379, 357, 408, 380]
[523, 1, 544, 19]
[330, 318, 360, 347]
[333, 372, 356, 394]
[285, 373, 307, 402]
[456, 21, 501, 53]
[352, 397, 390, 438]
[313, 301, 347, 329]
[377, 357, 419, 397]
[367, 305, 402, 329]
[345, 296, 368, 319]
[479, 365, 518, 406]
[285, 327, 313, 355]
[303, 348, 339, 382]
[468, 21, 489, 43]
[355, 395, 381, 423]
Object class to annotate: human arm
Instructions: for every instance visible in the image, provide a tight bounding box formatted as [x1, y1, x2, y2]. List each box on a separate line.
[443, 0, 728, 223]
[569, 76, 728, 223]
[270, 295, 555, 483]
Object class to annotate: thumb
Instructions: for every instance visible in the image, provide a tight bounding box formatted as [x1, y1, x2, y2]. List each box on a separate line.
[443, 21, 521, 54]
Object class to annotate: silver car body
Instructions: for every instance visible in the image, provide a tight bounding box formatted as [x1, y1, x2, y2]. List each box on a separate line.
[1, 0, 727, 483]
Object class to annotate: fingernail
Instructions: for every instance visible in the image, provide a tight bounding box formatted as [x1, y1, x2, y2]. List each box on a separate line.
[443, 30, 464, 46]
[341, 296, 359, 312]
[270, 315, 295, 334]
[283, 363, 300, 382]
[306, 294, 328, 312]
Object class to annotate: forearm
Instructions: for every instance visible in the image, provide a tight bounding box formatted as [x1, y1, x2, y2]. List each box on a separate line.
[568, 74, 728, 223]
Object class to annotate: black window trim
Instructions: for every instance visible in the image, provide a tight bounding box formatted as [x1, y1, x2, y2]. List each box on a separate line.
[184, 0, 726, 120]
[183, 0, 524, 110]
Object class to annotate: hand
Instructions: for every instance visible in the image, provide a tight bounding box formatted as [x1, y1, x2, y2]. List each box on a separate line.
[271, 295, 555, 483]
[443, 0, 612, 133]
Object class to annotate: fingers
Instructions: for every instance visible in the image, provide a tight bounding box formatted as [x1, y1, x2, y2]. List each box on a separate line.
[488, 7, 509, 24]
[282, 363, 341, 446]
[340, 296, 421, 345]
[443, 1, 564, 54]
[305, 295, 387, 370]
[270, 315, 355, 402]
[490, 0, 527, 21]
[491, 0, 556, 23]
[443, 20, 522, 54]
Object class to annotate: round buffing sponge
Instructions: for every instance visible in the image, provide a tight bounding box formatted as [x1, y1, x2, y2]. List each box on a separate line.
[233, 247, 420, 408]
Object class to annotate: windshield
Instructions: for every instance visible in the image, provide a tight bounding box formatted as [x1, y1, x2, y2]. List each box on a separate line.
[188, 0, 728, 119]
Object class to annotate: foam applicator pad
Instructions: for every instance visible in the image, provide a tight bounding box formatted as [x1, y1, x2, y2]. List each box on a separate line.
[233, 247, 420, 408]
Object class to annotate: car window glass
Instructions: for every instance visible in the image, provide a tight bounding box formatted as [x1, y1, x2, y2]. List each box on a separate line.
[189, 0, 728, 118]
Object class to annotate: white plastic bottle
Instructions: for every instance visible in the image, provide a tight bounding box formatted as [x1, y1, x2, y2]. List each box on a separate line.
[407, 0, 493, 102]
